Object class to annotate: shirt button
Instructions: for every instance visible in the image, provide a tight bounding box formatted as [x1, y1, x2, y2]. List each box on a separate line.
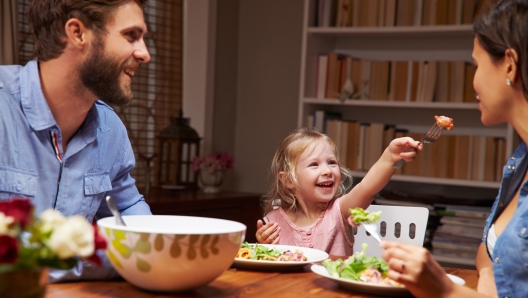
[494, 257, 499, 263]
[307, 231, 312, 235]
[521, 227, 526, 235]
[309, 244, 314, 248]
[511, 156, 516, 160]
[16, 183, 22, 191]
[499, 202, 504, 207]
[508, 165, 515, 170]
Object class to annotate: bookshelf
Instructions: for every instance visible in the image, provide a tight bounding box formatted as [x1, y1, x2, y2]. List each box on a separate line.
[299, 0, 505, 267]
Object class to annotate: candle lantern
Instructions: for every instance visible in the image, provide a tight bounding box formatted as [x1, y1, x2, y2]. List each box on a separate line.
[157, 112, 201, 188]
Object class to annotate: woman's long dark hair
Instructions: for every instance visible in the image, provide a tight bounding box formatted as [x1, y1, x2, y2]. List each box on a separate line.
[473, 0, 528, 100]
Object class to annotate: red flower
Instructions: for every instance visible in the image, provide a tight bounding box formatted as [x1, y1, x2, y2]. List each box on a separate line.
[0, 198, 33, 228]
[0, 235, 19, 264]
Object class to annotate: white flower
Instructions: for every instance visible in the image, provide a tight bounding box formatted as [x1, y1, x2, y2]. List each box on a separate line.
[39, 209, 67, 234]
[0, 213, 14, 235]
[48, 215, 94, 259]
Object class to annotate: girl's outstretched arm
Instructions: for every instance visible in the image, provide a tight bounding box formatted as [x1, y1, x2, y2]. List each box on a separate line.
[339, 137, 421, 218]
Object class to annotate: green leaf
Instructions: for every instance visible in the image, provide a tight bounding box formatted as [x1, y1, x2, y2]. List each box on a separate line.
[107, 250, 123, 270]
[189, 235, 200, 245]
[139, 233, 150, 242]
[210, 236, 219, 255]
[187, 247, 197, 260]
[112, 240, 132, 259]
[170, 237, 181, 258]
[154, 234, 164, 251]
[136, 257, 151, 272]
[113, 230, 127, 240]
[133, 240, 151, 254]
[348, 207, 382, 225]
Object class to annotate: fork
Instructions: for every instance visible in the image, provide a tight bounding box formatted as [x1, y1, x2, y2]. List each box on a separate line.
[392, 122, 445, 169]
[363, 222, 382, 242]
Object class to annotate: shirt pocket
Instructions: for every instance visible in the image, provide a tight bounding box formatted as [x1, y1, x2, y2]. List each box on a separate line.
[84, 173, 112, 196]
[0, 167, 37, 200]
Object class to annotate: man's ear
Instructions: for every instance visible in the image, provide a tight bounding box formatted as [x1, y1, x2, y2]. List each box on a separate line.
[64, 18, 91, 50]
[505, 48, 519, 82]
[278, 172, 295, 189]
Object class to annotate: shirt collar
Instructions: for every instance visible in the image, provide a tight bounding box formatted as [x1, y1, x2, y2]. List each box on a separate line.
[19, 60, 103, 138]
[20, 60, 57, 131]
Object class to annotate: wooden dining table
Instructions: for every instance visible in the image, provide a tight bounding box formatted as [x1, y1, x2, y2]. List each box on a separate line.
[44, 257, 478, 298]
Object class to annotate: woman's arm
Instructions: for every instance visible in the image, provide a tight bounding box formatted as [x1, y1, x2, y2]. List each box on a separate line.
[475, 243, 497, 297]
[381, 241, 492, 298]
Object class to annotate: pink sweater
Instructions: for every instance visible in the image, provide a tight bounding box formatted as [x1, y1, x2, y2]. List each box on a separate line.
[264, 197, 354, 256]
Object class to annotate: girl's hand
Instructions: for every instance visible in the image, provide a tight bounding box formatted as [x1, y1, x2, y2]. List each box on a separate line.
[388, 137, 422, 164]
[255, 219, 280, 244]
[380, 241, 457, 298]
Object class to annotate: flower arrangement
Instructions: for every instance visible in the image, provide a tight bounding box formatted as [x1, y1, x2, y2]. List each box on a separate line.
[0, 198, 106, 273]
[192, 151, 234, 174]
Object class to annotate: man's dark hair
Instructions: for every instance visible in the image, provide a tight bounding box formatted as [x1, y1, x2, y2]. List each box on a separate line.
[27, 0, 147, 61]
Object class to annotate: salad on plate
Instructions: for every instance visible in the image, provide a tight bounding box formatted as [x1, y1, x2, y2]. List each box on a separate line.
[322, 243, 403, 287]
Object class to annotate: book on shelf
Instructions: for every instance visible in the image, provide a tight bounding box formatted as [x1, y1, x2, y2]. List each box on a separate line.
[431, 235, 481, 253]
[432, 248, 478, 261]
[434, 224, 483, 239]
[315, 54, 329, 99]
[344, 120, 361, 171]
[314, 110, 342, 132]
[395, 0, 415, 26]
[313, 57, 474, 104]
[384, 0, 397, 27]
[439, 216, 486, 229]
[315, 0, 489, 28]
[435, 204, 492, 219]
[388, 61, 408, 101]
[363, 122, 385, 170]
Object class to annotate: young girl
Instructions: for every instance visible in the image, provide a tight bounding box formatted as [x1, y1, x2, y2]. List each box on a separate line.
[255, 127, 421, 255]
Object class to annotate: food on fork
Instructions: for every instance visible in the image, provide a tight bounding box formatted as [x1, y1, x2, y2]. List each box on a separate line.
[434, 115, 454, 130]
[347, 207, 381, 227]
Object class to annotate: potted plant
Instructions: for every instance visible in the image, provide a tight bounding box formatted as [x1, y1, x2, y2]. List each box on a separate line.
[0, 198, 106, 297]
[192, 151, 234, 193]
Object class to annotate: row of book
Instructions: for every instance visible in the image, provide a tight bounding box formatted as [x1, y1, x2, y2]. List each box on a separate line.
[315, 0, 494, 28]
[431, 204, 490, 264]
[315, 55, 475, 103]
[309, 113, 507, 182]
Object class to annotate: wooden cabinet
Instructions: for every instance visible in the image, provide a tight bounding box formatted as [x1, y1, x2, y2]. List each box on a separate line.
[145, 188, 262, 243]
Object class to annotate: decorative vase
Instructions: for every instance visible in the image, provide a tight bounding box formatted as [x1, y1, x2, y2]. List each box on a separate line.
[0, 268, 49, 298]
[199, 169, 225, 193]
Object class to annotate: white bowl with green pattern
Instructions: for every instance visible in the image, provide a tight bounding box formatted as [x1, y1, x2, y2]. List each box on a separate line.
[97, 215, 246, 292]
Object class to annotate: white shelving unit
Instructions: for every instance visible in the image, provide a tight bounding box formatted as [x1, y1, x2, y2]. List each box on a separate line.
[298, 0, 511, 267]
[297, 0, 513, 188]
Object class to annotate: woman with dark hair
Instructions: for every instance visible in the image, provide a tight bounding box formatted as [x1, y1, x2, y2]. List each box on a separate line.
[380, 0, 528, 297]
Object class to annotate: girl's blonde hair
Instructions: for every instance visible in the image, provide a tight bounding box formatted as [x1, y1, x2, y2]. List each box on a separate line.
[261, 127, 353, 215]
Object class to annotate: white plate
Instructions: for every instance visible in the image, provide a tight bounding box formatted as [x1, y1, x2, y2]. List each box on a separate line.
[311, 264, 465, 296]
[232, 244, 329, 269]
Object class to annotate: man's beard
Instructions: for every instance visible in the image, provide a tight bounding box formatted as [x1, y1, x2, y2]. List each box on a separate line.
[79, 36, 136, 105]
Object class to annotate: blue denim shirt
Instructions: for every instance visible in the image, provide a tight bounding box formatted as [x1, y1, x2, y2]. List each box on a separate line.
[482, 141, 528, 298]
[0, 60, 152, 281]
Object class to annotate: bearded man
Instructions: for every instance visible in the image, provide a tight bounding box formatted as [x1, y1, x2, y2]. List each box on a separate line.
[0, 0, 152, 281]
